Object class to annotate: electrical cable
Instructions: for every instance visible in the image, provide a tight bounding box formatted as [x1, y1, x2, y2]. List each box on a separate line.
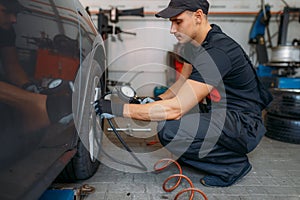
[93, 120, 146, 171]
[93, 92, 147, 171]
[94, 129, 145, 170]
[99, 143, 147, 171]
[154, 158, 208, 200]
[106, 118, 147, 171]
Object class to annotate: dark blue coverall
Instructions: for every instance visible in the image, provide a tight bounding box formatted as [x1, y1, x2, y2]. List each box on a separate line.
[157, 24, 273, 183]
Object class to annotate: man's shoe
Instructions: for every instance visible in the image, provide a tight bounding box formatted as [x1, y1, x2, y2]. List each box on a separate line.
[200, 163, 252, 187]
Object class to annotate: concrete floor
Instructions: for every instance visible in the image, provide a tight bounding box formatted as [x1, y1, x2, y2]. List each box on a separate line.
[78, 118, 300, 200]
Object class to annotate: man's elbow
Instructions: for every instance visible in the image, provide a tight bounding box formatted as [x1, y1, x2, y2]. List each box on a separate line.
[166, 107, 184, 120]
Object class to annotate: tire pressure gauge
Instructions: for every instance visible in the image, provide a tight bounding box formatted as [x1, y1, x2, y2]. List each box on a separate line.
[116, 85, 137, 102]
[115, 85, 136, 103]
[42, 78, 71, 95]
[48, 79, 63, 89]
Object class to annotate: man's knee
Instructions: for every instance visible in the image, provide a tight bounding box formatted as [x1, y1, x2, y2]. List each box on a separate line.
[157, 120, 179, 146]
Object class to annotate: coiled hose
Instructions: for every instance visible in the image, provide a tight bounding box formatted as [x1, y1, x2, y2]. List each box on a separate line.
[154, 158, 208, 200]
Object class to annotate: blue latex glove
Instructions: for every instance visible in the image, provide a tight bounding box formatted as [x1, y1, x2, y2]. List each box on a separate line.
[100, 113, 115, 119]
[22, 81, 41, 93]
[93, 99, 124, 117]
[140, 96, 162, 104]
[140, 97, 155, 104]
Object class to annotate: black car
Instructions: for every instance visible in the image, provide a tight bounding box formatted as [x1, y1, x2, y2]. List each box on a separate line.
[0, 0, 106, 199]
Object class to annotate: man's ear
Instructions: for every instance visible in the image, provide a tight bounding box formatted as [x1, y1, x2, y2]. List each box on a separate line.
[194, 9, 204, 23]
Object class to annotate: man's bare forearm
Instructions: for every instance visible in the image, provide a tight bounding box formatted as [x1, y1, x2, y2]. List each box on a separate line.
[158, 62, 192, 100]
[123, 98, 182, 121]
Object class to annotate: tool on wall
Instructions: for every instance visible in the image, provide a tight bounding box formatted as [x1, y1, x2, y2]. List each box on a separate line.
[96, 7, 144, 41]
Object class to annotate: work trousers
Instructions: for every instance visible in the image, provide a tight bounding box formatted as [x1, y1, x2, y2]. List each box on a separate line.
[157, 109, 266, 182]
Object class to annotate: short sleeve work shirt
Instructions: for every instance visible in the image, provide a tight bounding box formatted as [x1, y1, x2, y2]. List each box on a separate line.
[182, 24, 268, 113]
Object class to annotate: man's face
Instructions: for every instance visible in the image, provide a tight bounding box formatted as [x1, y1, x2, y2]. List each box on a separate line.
[0, 4, 17, 30]
[169, 11, 198, 44]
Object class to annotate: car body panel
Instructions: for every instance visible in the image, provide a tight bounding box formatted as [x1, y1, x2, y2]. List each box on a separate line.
[0, 0, 105, 199]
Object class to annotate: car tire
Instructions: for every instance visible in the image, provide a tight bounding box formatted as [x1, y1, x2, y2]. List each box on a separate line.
[265, 113, 300, 144]
[57, 137, 100, 182]
[266, 89, 300, 118]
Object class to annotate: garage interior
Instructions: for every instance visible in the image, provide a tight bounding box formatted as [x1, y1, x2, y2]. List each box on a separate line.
[0, 0, 299, 199]
[51, 0, 300, 199]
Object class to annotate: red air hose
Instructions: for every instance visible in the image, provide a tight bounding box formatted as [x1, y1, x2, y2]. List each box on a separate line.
[154, 158, 208, 200]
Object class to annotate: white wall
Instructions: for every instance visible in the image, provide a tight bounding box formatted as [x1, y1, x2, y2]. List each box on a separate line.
[80, 0, 300, 13]
[80, 0, 300, 96]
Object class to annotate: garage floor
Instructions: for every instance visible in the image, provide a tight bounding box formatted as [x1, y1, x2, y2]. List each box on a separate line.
[77, 118, 300, 200]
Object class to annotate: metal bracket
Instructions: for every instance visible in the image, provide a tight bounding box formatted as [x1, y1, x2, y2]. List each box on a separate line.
[107, 123, 151, 136]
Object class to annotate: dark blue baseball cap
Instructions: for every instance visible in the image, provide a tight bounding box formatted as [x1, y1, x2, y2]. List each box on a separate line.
[0, 0, 23, 13]
[155, 0, 209, 18]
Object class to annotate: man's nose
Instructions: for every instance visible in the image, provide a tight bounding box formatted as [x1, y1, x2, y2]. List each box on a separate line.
[10, 13, 17, 24]
[170, 23, 176, 34]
